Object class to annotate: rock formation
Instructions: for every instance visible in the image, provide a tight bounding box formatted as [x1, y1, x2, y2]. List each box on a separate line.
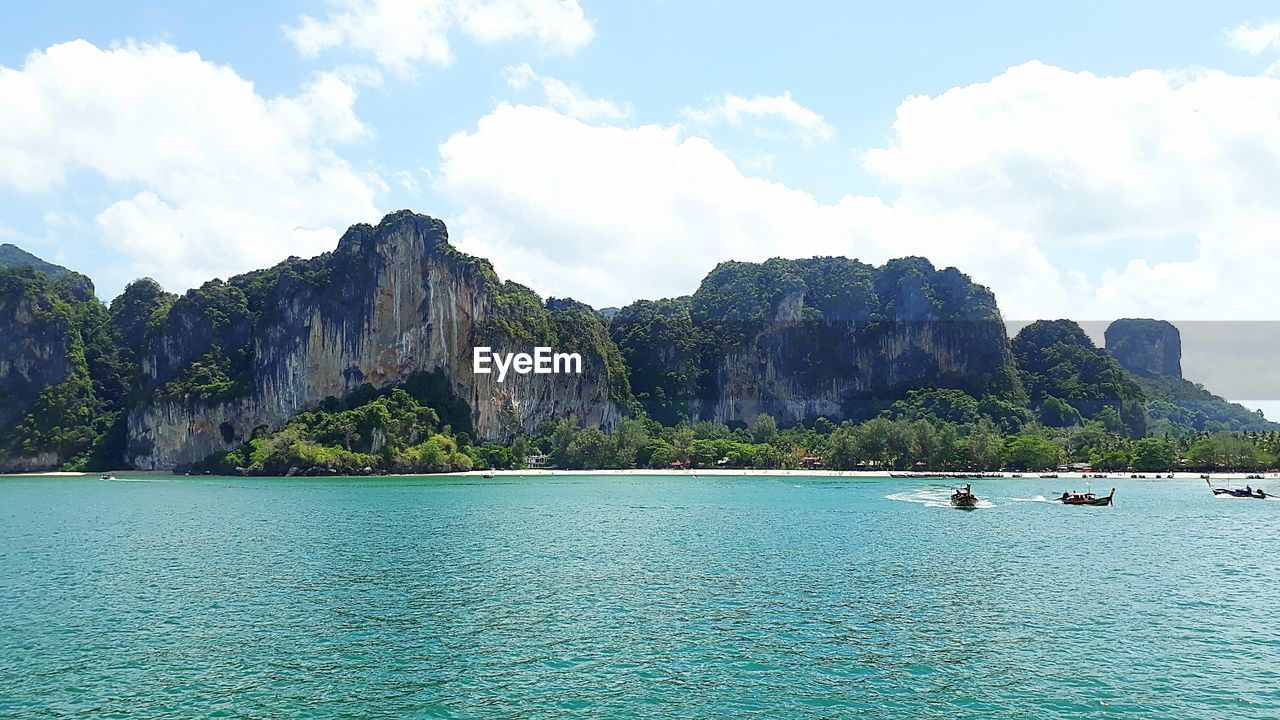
[126, 211, 626, 468]
[612, 256, 1025, 425]
[1104, 318, 1182, 378]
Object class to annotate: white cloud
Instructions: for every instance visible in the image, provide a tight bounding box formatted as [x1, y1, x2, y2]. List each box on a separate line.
[396, 169, 423, 194]
[438, 61, 1280, 326]
[1228, 20, 1280, 54]
[682, 91, 835, 144]
[288, 0, 594, 74]
[503, 63, 630, 121]
[436, 103, 1057, 311]
[864, 60, 1280, 320]
[0, 40, 382, 295]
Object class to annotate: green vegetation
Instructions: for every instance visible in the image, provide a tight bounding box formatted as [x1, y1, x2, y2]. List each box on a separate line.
[150, 280, 254, 402]
[0, 267, 106, 466]
[506, 410, 1280, 473]
[4, 220, 1278, 476]
[1012, 320, 1148, 437]
[615, 255, 1023, 424]
[608, 298, 700, 425]
[201, 388, 474, 475]
[1140, 375, 1275, 432]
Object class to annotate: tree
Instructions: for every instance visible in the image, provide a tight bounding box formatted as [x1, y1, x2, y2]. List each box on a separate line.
[750, 413, 778, 444]
[565, 428, 612, 469]
[1131, 437, 1175, 471]
[1039, 396, 1081, 428]
[689, 439, 720, 467]
[669, 425, 695, 461]
[548, 417, 579, 467]
[823, 422, 860, 470]
[910, 420, 938, 468]
[1090, 449, 1130, 472]
[612, 417, 650, 468]
[753, 444, 783, 468]
[647, 442, 676, 468]
[852, 418, 889, 468]
[965, 418, 1004, 470]
[1003, 435, 1063, 471]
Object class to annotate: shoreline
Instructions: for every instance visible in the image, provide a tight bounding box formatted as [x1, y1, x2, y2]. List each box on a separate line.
[4, 469, 1277, 481]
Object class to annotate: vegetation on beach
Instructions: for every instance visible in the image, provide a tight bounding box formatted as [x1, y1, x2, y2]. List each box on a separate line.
[500, 407, 1280, 473]
[201, 378, 1280, 475]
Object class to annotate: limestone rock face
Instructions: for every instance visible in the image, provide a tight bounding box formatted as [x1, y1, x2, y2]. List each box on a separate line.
[0, 286, 77, 435]
[613, 256, 1024, 426]
[0, 264, 96, 471]
[1104, 319, 1182, 379]
[127, 211, 624, 469]
[691, 316, 1017, 425]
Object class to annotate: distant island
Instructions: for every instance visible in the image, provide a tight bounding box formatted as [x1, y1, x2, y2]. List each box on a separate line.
[1, 211, 1275, 476]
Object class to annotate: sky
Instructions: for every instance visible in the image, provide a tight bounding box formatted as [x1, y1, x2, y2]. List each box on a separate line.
[4, 1, 1280, 412]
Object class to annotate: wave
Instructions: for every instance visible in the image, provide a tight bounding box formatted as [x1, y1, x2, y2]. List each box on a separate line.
[886, 488, 996, 509]
[1009, 495, 1048, 503]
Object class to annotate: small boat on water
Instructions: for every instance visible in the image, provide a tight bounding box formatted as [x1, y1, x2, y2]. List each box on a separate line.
[950, 483, 979, 508]
[1058, 488, 1115, 506]
[99, 474, 116, 481]
[1205, 478, 1267, 499]
[482, 470, 495, 479]
[1039, 473, 1059, 479]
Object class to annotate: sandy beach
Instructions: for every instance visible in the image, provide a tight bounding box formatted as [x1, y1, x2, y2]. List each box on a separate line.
[4, 469, 1277, 481]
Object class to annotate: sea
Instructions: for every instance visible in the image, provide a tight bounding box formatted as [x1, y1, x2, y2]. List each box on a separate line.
[2, 473, 1278, 718]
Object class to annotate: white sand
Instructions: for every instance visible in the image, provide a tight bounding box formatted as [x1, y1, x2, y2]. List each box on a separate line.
[0, 471, 91, 477]
[441, 469, 1275, 480]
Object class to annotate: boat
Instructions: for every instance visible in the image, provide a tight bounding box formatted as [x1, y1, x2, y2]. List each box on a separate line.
[482, 470, 495, 479]
[99, 474, 116, 481]
[950, 483, 979, 508]
[1039, 473, 1058, 479]
[1058, 488, 1115, 506]
[1205, 478, 1267, 499]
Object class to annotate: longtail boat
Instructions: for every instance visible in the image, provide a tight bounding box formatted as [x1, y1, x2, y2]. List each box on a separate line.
[950, 483, 979, 508]
[1058, 488, 1115, 506]
[1205, 478, 1267, 499]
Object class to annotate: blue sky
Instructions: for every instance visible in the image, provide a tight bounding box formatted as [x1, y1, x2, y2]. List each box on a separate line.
[5, 1, 1280, 411]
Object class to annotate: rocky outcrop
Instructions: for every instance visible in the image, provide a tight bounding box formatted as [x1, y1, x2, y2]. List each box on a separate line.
[0, 264, 97, 471]
[127, 211, 625, 469]
[1104, 319, 1182, 378]
[1012, 319, 1148, 436]
[613, 256, 1024, 426]
[0, 277, 78, 433]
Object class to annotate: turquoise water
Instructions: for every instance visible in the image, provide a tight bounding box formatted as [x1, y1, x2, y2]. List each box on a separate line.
[2, 474, 1278, 719]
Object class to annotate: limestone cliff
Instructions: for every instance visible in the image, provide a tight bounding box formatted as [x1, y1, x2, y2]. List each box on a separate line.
[1103, 318, 1276, 432]
[127, 211, 626, 469]
[612, 256, 1024, 426]
[1104, 318, 1182, 378]
[0, 260, 98, 471]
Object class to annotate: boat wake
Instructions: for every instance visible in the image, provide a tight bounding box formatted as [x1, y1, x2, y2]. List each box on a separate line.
[886, 488, 996, 509]
[1212, 493, 1279, 501]
[1009, 495, 1048, 503]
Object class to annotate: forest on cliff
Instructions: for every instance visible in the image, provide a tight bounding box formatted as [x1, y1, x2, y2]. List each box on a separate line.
[1, 211, 1273, 475]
